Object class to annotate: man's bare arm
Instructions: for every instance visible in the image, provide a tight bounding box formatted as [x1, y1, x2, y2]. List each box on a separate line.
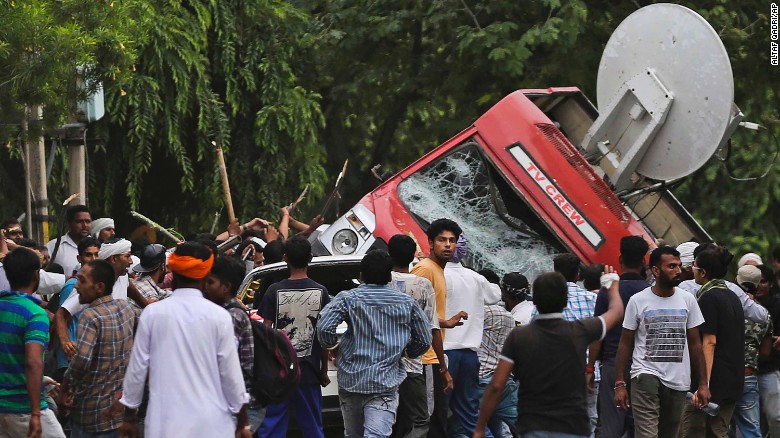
[687, 326, 710, 407]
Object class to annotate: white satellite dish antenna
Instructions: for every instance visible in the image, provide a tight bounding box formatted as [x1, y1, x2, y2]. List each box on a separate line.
[582, 3, 742, 191]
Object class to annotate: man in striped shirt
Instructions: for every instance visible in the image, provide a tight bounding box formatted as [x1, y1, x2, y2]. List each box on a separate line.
[317, 250, 432, 438]
[0, 248, 66, 438]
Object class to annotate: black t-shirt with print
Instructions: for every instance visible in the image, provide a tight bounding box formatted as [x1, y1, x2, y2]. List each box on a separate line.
[259, 278, 330, 385]
[691, 286, 745, 402]
[500, 315, 603, 436]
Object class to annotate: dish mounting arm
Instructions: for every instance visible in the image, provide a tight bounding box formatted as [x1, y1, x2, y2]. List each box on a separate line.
[582, 68, 673, 191]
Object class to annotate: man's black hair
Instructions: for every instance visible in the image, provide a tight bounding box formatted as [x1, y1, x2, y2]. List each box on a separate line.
[192, 236, 218, 257]
[66, 205, 91, 223]
[4, 248, 41, 289]
[620, 236, 649, 269]
[387, 234, 416, 267]
[172, 241, 213, 282]
[553, 253, 581, 282]
[757, 264, 775, 284]
[131, 237, 151, 258]
[582, 263, 604, 291]
[0, 218, 19, 230]
[692, 242, 717, 259]
[361, 249, 393, 285]
[46, 263, 64, 275]
[772, 244, 780, 263]
[210, 256, 246, 297]
[532, 272, 568, 314]
[425, 218, 462, 242]
[478, 268, 500, 285]
[695, 247, 733, 280]
[85, 259, 116, 296]
[77, 236, 101, 255]
[284, 236, 311, 269]
[236, 239, 264, 258]
[649, 246, 680, 268]
[264, 239, 284, 264]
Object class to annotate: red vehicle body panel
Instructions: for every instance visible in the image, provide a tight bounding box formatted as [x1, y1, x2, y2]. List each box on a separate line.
[358, 89, 655, 268]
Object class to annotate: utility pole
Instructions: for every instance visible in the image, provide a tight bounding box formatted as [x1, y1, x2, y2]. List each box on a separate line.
[24, 105, 50, 244]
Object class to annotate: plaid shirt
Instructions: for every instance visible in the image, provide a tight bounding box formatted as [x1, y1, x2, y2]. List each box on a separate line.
[479, 304, 515, 379]
[64, 296, 136, 432]
[225, 299, 254, 393]
[131, 275, 171, 301]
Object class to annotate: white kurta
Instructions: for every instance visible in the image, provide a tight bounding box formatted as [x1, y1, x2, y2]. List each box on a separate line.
[120, 288, 249, 438]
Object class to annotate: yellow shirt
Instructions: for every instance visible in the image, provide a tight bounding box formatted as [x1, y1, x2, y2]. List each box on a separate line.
[411, 258, 446, 364]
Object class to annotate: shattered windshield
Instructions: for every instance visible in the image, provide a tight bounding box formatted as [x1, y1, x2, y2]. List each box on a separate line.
[397, 141, 564, 280]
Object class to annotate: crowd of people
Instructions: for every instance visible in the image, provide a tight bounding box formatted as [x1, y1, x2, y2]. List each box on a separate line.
[1, 207, 780, 438]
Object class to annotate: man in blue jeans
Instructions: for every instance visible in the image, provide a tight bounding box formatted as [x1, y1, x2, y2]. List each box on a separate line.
[317, 250, 432, 438]
[733, 265, 772, 438]
[443, 237, 500, 437]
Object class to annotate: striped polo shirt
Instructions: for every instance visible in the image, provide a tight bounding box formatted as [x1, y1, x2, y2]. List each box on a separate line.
[0, 290, 50, 413]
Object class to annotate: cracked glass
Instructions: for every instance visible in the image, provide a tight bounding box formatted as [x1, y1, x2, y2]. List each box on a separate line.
[397, 141, 564, 280]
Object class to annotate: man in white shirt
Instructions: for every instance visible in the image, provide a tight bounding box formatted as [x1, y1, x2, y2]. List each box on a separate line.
[119, 242, 250, 438]
[46, 205, 92, 276]
[615, 246, 710, 438]
[443, 236, 501, 438]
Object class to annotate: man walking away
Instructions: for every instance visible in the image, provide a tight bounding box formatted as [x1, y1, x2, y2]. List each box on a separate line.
[589, 235, 649, 438]
[475, 267, 624, 438]
[119, 242, 250, 438]
[60, 260, 136, 437]
[614, 246, 710, 438]
[443, 236, 500, 437]
[387, 235, 440, 438]
[257, 236, 330, 438]
[0, 248, 66, 438]
[318, 250, 432, 438]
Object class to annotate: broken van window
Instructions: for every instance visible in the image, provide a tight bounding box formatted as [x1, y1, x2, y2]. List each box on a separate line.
[397, 141, 564, 280]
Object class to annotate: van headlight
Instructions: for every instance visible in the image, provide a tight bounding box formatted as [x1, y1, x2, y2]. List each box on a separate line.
[332, 229, 359, 255]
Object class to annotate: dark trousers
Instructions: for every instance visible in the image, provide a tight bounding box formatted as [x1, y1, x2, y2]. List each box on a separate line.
[597, 363, 634, 438]
[255, 384, 324, 438]
[630, 374, 686, 438]
[394, 372, 429, 438]
[425, 364, 447, 438]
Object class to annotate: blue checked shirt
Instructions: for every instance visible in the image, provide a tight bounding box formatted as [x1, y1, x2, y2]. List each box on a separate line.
[532, 282, 599, 379]
[317, 284, 432, 394]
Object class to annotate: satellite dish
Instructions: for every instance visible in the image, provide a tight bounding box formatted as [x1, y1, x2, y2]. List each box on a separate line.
[583, 3, 739, 189]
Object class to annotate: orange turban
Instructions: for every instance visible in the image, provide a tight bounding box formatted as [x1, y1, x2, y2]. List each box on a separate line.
[167, 252, 214, 280]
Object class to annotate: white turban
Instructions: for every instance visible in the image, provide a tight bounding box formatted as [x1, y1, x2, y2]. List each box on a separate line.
[676, 241, 699, 269]
[91, 218, 115, 239]
[98, 238, 132, 260]
[738, 253, 763, 269]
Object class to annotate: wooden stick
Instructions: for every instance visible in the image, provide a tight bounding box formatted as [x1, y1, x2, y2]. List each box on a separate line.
[213, 140, 236, 223]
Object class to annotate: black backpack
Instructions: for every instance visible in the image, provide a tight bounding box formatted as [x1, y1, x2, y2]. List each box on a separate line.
[249, 319, 301, 405]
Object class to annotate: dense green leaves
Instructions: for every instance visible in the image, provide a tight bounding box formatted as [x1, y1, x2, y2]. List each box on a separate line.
[0, 0, 777, 259]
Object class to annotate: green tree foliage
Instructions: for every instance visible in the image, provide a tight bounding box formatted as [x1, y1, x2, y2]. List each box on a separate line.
[91, 0, 326, 234]
[305, 0, 778, 258]
[1, 0, 777, 258]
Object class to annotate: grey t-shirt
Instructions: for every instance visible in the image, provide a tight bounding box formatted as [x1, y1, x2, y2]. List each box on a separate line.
[391, 272, 439, 374]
